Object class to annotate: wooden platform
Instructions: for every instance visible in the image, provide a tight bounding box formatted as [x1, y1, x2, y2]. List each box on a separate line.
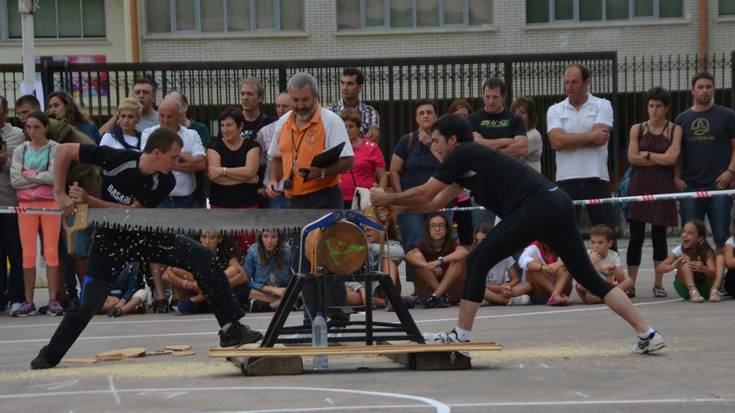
[209, 341, 501, 358]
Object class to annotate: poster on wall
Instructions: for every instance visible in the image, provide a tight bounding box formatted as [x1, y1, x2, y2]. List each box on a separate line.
[39, 55, 109, 99]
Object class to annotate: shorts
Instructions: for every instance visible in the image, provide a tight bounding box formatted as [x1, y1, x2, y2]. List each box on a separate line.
[673, 278, 710, 300]
[60, 226, 94, 259]
[132, 288, 152, 304]
[346, 281, 363, 292]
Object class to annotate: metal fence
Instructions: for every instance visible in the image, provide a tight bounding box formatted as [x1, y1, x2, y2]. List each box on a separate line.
[1, 51, 733, 184]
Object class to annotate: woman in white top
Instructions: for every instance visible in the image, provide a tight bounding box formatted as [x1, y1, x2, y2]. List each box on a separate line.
[511, 97, 543, 174]
[99, 97, 142, 151]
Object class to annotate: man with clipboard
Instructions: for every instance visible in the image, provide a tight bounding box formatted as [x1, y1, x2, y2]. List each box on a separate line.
[266, 73, 354, 325]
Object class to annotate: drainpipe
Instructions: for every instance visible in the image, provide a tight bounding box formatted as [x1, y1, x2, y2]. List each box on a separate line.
[130, 0, 140, 62]
[698, 0, 708, 70]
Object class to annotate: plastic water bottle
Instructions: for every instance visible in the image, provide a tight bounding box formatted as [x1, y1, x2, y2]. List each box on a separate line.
[311, 311, 328, 370]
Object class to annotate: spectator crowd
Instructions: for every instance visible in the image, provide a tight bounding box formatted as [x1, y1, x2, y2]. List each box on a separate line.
[1, 65, 734, 321]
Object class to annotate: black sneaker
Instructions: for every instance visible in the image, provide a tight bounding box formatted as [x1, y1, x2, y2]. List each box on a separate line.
[30, 346, 59, 370]
[219, 321, 264, 347]
[436, 294, 451, 308]
[152, 299, 169, 314]
[249, 299, 272, 313]
[422, 294, 439, 309]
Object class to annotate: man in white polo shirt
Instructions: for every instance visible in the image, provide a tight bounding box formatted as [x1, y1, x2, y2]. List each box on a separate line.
[141, 97, 206, 312]
[547, 64, 618, 250]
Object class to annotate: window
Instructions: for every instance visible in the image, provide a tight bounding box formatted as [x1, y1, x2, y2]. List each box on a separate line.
[3, 0, 105, 39]
[526, 0, 683, 23]
[145, 0, 303, 34]
[337, 0, 492, 30]
[721, 0, 735, 16]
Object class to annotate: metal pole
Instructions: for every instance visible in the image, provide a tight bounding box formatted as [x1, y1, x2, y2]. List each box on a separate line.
[19, 0, 37, 97]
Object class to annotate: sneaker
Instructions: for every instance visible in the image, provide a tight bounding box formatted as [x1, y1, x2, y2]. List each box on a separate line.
[107, 306, 122, 318]
[422, 294, 439, 309]
[633, 330, 666, 354]
[547, 294, 572, 306]
[152, 299, 169, 313]
[13, 301, 37, 317]
[709, 289, 721, 303]
[249, 299, 272, 313]
[422, 328, 470, 344]
[688, 288, 705, 303]
[435, 294, 451, 308]
[135, 304, 147, 314]
[9, 302, 22, 316]
[626, 287, 636, 298]
[30, 346, 60, 370]
[46, 300, 65, 317]
[219, 321, 264, 347]
[176, 299, 197, 315]
[507, 294, 531, 306]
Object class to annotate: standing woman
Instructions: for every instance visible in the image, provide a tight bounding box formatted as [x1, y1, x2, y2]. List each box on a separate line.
[626, 87, 682, 298]
[10, 112, 62, 316]
[47, 91, 100, 144]
[390, 100, 442, 286]
[511, 96, 543, 174]
[207, 107, 261, 209]
[339, 108, 387, 209]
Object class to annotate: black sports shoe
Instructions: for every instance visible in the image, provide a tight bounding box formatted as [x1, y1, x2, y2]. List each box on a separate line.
[219, 322, 264, 347]
[422, 294, 439, 309]
[30, 346, 59, 370]
[249, 299, 272, 313]
[152, 299, 169, 313]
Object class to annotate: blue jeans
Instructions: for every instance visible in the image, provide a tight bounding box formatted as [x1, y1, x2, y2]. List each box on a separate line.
[397, 213, 429, 282]
[679, 184, 732, 248]
[268, 194, 287, 209]
[158, 195, 195, 209]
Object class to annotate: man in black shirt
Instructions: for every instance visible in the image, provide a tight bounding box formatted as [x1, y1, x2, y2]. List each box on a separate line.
[468, 77, 528, 158]
[240, 78, 276, 140]
[30, 129, 262, 370]
[371, 115, 665, 355]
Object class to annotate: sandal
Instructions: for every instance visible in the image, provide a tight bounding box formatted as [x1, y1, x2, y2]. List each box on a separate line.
[652, 285, 667, 298]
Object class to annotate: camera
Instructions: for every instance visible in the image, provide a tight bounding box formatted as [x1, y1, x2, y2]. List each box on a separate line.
[283, 178, 293, 191]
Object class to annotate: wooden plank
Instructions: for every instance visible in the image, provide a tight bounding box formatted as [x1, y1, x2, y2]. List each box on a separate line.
[209, 342, 500, 358]
[171, 350, 195, 357]
[165, 345, 192, 352]
[96, 347, 146, 361]
[62, 358, 99, 365]
[244, 356, 304, 376]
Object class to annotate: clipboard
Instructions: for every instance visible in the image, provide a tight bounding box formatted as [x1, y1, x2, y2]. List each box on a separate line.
[310, 142, 345, 168]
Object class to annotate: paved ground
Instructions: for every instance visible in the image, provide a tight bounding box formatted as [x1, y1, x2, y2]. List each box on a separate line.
[1, 239, 734, 413]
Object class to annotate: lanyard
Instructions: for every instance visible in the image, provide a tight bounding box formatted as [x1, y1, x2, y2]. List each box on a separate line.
[289, 122, 315, 176]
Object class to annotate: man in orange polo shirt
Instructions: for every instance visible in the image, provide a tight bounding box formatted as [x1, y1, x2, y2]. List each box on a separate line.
[267, 72, 354, 324]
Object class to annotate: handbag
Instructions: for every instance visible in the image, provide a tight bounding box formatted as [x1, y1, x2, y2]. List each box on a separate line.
[349, 170, 371, 210]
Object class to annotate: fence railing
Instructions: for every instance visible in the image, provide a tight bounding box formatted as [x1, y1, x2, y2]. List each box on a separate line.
[1, 51, 733, 184]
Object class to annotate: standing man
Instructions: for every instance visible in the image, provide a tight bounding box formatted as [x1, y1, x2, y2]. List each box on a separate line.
[141, 97, 206, 312]
[266, 73, 354, 324]
[100, 77, 159, 135]
[468, 77, 528, 158]
[257, 91, 293, 209]
[547, 64, 618, 251]
[0, 95, 25, 315]
[370, 114, 665, 354]
[328, 68, 381, 144]
[675, 72, 735, 302]
[240, 78, 276, 140]
[30, 129, 262, 369]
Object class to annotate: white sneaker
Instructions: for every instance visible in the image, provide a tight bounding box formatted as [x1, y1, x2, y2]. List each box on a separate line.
[507, 294, 531, 306]
[8, 302, 22, 316]
[633, 330, 666, 354]
[422, 328, 469, 344]
[709, 289, 721, 303]
[689, 288, 705, 303]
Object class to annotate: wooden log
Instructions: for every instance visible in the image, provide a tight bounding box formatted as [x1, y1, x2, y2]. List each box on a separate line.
[305, 221, 368, 275]
[210, 342, 500, 358]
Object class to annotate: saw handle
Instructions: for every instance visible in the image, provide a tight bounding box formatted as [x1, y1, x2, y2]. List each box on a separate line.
[61, 182, 89, 256]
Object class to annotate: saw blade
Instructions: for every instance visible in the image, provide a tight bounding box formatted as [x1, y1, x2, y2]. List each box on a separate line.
[86, 208, 338, 235]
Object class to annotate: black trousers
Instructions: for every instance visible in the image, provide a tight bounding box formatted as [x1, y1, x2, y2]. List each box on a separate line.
[464, 188, 615, 303]
[0, 214, 24, 306]
[626, 219, 668, 266]
[557, 178, 619, 250]
[41, 229, 245, 364]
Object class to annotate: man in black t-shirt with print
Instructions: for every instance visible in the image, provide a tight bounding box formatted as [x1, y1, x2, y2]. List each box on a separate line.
[371, 114, 665, 355]
[240, 78, 276, 140]
[675, 72, 735, 300]
[30, 129, 262, 370]
[468, 77, 528, 158]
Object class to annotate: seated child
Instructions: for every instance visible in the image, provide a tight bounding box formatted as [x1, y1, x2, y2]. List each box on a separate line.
[577, 224, 633, 304]
[657, 219, 719, 303]
[724, 218, 735, 298]
[405, 213, 469, 308]
[164, 231, 247, 314]
[473, 223, 531, 306]
[519, 241, 572, 306]
[99, 262, 149, 317]
[244, 229, 293, 312]
[345, 207, 410, 311]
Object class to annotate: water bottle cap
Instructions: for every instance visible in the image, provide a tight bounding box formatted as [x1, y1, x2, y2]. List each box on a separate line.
[315, 311, 324, 317]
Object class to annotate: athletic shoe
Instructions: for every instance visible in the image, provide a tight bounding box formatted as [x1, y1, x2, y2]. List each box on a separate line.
[107, 306, 122, 318]
[422, 328, 470, 344]
[13, 301, 36, 317]
[219, 322, 264, 347]
[151, 299, 169, 313]
[248, 299, 272, 313]
[709, 289, 721, 303]
[626, 287, 636, 298]
[9, 302, 22, 316]
[547, 294, 572, 306]
[30, 345, 60, 370]
[507, 294, 531, 306]
[422, 294, 439, 309]
[688, 288, 705, 303]
[176, 299, 197, 315]
[46, 300, 65, 316]
[384, 295, 416, 312]
[633, 330, 666, 354]
[436, 294, 451, 308]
